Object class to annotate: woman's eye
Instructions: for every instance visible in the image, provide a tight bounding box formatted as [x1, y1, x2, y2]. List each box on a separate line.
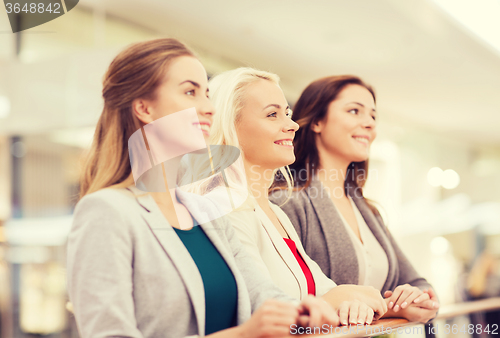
[186, 89, 195, 96]
[268, 112, 277, 117]
[372, 115, 377, 121]
[286, 108, 293, 118]
[348, 108, 358, 114]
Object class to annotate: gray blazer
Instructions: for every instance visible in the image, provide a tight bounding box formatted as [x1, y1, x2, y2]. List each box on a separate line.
[270, 175, 432, 295]
[67, 185, 293, 338]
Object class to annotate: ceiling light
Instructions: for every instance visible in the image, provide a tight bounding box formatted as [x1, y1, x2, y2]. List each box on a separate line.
[0, 96, 10, 119]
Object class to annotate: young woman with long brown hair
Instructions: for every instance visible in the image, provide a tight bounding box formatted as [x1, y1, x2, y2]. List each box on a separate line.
[66, 38, 338, 338]
[270, 75, 439, 323]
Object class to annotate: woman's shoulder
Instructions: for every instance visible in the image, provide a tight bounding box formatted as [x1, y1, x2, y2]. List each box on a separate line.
[225, 206, 259, 225]
[76, 187, 139, 212]
[222, 203, 265, 239]
[269, 187, 311, 209]
[72, 186, 144, 234]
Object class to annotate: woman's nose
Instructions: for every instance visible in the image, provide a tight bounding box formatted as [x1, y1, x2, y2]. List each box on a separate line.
[285, 119, 299, 132]
[363, 113, 376, 129]
[199, 97, 215, 118]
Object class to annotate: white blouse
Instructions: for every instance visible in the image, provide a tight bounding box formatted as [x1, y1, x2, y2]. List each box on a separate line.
[336, 196, 389, 291]
[225, 201, 337, 300]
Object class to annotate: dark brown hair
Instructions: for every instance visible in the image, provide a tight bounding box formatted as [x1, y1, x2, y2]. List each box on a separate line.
[290, 75, 376, 197]
[79, 38, 195, 198]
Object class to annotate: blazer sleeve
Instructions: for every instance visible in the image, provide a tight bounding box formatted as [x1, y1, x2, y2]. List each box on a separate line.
[67, 193, 144, 338]
[222, 210, 299, 310]
[372, 208, 433, 291]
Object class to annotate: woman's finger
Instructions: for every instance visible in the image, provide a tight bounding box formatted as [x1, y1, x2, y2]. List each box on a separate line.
[299, 296, 336, 328]
[338, 302, 350, 326]
[348, 301, 360, 325]
[366, 307, 375, 325]
[357, 304, 368, 325]
[427, 288, 439, 303]
[413, 291, 430, 304]
[321, 301, 340, 327]
[400, 289, 424, 309]
[379, 297, 388, 315]
[307, 304, 322, 328]
[297, 314, 310, 328]
[387, 285, 405, 309]
[416, 299, 440, 310]
[394, 288, 415, 311]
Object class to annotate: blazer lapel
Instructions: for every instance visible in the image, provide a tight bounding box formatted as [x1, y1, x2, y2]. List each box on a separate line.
[198, 219, 251, 324]
[126, 186, 206, 336]
[255, 204, 308, 299]
[349, 190, 397, 292]
[307, 176, 360, 284]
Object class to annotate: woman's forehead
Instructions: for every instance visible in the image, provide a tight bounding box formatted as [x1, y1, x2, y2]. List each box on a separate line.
[164, 56, 208, 85]
[243, 80, 287, 108]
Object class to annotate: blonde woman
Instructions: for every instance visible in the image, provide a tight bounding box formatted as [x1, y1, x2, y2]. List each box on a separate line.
[66, 39, 338, 338]
[207, 68, 388, 325]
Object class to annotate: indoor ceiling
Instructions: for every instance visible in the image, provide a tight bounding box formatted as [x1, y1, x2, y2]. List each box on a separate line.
[73, 0, 500, 145]
[1, 0, 500, 145]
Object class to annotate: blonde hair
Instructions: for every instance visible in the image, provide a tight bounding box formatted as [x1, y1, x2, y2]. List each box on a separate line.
[79, 38, 195, 199]
[208, 67, 294, 198]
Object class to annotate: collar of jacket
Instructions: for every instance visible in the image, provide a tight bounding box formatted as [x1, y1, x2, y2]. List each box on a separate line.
[123, 184, 249, 335]
[306, 174, 397, 292]
[255, 201, 310, 299]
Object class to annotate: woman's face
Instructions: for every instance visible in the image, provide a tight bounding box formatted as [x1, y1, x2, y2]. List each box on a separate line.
[135, 56, 214, 141]
[313, 84, 377, 164]
[236, 79, 299, 171]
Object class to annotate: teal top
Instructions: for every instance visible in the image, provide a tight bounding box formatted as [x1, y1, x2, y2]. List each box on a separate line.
[174, 218, 238, 335]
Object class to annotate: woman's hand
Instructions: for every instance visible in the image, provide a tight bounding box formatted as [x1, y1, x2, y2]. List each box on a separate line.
[383, 288, 439, 323]
[384, 284, 428, 312]
[338, 300, 375, 326]
[322, 284, 387, 320]
[296, 295, 339, 328]
[238, 299, 299, 338]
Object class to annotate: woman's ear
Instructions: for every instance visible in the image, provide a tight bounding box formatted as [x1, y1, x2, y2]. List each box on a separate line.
[311, 119, 323, 134]
[132, 98, 154, 125]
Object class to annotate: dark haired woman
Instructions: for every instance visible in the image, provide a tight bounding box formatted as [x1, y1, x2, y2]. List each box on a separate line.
[271, 75, 439, 323]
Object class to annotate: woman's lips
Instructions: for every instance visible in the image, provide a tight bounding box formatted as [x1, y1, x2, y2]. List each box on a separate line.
[274, 139, 293, 148]
[193, 122, 210, 136]
[352, 136, 369, 146]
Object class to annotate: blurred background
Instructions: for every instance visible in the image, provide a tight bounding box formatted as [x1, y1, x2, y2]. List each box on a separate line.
[0, 0, 499, 337]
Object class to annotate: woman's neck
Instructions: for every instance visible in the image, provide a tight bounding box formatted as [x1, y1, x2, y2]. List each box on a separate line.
[150, 157, 183, 209]
[244, 161, 273, 210]
[315, 146, 350, 199]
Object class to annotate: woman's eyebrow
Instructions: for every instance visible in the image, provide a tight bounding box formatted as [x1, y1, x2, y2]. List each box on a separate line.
[348, 101, 376, 112]
[179, 80, 200, 88]
[263, 103, 289, 111]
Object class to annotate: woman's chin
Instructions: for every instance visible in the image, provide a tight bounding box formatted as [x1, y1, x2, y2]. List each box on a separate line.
[275, 156, 295, 168]
[350, 154, 369, 163]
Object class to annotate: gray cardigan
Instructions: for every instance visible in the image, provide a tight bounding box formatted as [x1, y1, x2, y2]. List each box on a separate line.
[67, 185, 293, 338]
[270, 176, 432, 295]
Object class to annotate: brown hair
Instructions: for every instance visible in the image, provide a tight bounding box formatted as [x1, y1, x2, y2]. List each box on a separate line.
[290, 75, 376, 196]
[79, 38, 195, 199]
